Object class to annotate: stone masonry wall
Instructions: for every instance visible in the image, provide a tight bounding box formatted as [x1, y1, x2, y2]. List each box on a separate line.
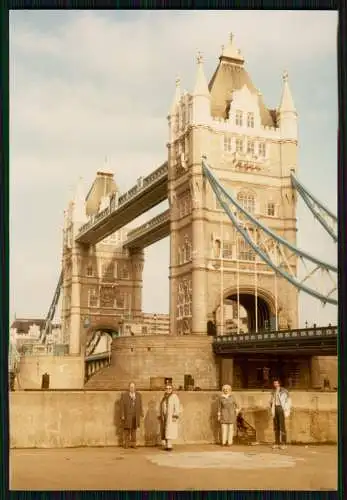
[10, 391, 337, 448]
[85, 335, 219, 390]
[17, 355, 84, 390]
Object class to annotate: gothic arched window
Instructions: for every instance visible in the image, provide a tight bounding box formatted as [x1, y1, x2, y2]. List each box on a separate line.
[182, 245, 187, 263]
[177, 280, 192, 320]
[178, 247, 182, 265]
[88, 287, 99, 308]
[237, 191, 256, 214]
[86, 263, 93, 277]
[214, 238, 221, 259]
[183, 236, 192, 263]
[238, 236, 255, 261]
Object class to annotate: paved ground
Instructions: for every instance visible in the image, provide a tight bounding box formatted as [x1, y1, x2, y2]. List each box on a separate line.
[10, 444, 337, 491]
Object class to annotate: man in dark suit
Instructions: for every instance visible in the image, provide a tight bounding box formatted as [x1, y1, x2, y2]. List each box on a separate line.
[120, 382, 143, 448]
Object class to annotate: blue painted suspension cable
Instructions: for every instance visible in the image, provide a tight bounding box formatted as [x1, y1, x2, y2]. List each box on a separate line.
[202, 159, 337, 272]
[290, 172, 337, 220]
[290, 173, 337, 242]
[202, 159, 337, 306]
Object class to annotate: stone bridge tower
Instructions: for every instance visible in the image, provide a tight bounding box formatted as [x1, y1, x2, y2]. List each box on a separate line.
[61, 172, 144, 355]
[167, 34, 299, 337]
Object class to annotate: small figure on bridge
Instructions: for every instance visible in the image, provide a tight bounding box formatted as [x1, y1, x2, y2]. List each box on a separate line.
[269, 378, 292, 450]
[119, 382, 143, 449]
[217, 385, 240, 446]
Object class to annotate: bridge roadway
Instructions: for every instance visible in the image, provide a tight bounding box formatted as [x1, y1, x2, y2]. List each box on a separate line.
[76, 162, 168, 245]
[124, 209, 170, 249]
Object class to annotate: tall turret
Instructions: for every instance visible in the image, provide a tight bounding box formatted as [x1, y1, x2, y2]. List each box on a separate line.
[192, 53, 210, 124]
[220, 33, 245, 64]
[168, 77, 181, 143]
[278, 70, 298, 141]
[169, 76, 181, 116]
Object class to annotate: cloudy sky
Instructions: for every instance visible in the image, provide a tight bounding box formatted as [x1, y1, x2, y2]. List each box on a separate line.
[10, 10, 338, 327]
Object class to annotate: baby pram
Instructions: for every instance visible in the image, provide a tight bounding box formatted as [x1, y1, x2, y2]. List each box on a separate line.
[235, 412, 257, 445]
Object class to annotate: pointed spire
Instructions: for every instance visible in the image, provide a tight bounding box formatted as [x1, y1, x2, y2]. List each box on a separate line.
[193, 52, 210, 97]
[220, 33, 244, 63]
[170, 76, 181, 114]
[98, 155, 113, 176]
[279, 70, 296, 113]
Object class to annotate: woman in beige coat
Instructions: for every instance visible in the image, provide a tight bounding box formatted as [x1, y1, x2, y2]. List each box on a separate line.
[217, 384, 239, 446]
[160, 384, 180, 451]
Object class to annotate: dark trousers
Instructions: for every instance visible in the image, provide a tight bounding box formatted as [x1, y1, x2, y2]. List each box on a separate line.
[273, 406, 286, 445]
[123, 415, 137, 448]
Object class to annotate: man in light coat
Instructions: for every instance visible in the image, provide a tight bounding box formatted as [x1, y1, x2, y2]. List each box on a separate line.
[120, 382, 143, 448]
[159, 384, 180, 451]
[269, 378, 292, 450]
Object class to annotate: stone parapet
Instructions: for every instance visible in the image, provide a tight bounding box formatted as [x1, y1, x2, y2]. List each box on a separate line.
[10, 391, 337, 448]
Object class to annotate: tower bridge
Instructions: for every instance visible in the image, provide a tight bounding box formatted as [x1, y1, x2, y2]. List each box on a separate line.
[27, 34, 337, 392]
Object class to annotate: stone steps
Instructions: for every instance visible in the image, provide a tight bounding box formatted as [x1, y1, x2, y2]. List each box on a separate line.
[84, 363, 133, 390]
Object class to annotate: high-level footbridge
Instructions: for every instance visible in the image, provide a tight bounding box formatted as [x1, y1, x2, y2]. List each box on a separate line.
[76, 162, 168, 245]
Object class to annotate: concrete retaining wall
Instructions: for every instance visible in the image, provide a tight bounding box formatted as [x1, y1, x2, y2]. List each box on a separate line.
[10, 390, 337, 448]
[17, 355, 85, 390]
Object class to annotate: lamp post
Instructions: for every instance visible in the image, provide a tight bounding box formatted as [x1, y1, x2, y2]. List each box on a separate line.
[220, 216, 224, 337]
[83, 317, 91, 329]
[83, 316, 91, 356]
[83, 316, 91, 381]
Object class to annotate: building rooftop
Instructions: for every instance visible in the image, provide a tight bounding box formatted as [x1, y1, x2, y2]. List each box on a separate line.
[11, 318, 60, 334]
[208, 34, 276, 126]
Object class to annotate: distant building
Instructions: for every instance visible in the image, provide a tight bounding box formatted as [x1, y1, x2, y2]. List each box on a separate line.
[10, 318, 63, 352]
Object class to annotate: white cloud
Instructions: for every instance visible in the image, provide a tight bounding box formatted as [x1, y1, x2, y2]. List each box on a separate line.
[10, 10, 338, 327]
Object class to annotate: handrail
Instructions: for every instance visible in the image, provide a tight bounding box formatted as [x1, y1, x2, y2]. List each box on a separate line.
[126, 209, 170, 242]
[213, 325, 337, 344]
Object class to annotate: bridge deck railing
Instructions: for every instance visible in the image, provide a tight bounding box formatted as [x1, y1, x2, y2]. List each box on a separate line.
[213, 326, 337, 345]
[126, 209, 170, 243]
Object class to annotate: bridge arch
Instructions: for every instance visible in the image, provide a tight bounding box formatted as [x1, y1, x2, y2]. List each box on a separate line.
[86, 324, 119, 334]
[215, 286, 282, 334]
[86, 324, 119, 342]
[85, 323, 120, 354]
